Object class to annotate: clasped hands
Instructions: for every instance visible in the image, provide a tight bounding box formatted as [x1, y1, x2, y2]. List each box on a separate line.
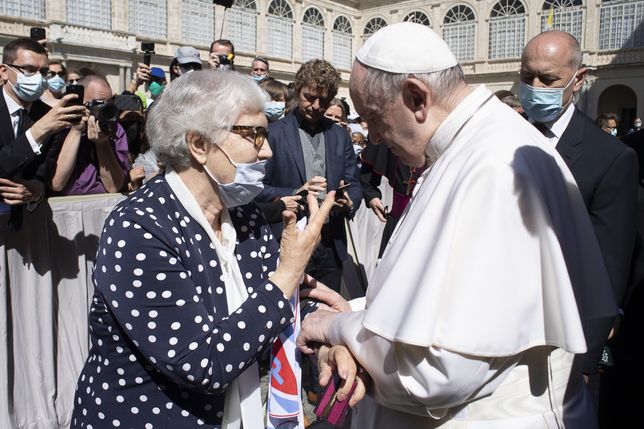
[297, 275, 367, 407]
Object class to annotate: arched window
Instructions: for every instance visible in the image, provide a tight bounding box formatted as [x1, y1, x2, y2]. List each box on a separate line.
[541, 0, 584, 43]
[403, 10, 431, 27]
[67, 0, 111, 29]
[443, 5, 476, 62]
[182, 0, 213, 46]
[129, 0, 167, 39]
[489, 0, 526, 59]
[333, 15, 353, 70]
[0, 0, 46, 20]
[363, 17, 388, 40]
[225, 0, 257, 53]
[599, 0, 644, 50]
[302, 7, 325, 62]
[267, 0, 293, 60]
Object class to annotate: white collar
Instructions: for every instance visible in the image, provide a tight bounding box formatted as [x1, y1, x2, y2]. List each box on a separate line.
[164, 169, 263, 429]
[426, 85, 491, 164]
[529, 102, 575, 141]
[548, 102, 575, 140]
[3, 85, 27, 115]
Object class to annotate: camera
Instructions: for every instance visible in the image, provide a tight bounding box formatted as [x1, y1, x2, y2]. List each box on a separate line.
[86, 99, 119, 130]
[30, 27, 46, 41]
[217, 53, 233, 66]
[141, 42, 155, 66]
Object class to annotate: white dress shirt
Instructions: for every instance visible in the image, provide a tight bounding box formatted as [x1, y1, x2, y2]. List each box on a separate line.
[3, 86, 41, 154]
[533, 102, 575, 147]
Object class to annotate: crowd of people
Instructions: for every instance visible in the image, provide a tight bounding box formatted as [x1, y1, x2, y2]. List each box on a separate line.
[1, 22, 642, 429]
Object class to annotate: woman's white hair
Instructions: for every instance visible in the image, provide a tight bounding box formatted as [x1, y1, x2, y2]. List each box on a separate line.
[146, 70, 268, 169]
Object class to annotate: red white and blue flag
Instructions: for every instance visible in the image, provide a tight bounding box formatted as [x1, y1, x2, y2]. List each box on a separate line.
[266, 292, 304, 429]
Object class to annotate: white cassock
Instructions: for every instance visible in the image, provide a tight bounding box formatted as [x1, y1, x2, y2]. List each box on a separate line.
[327, 85, 617, 428]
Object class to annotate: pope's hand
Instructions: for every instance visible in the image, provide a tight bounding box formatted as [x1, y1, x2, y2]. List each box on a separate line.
[297, 308, 339, 354]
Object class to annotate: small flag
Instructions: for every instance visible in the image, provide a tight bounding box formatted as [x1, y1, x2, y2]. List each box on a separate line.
[546, 4, 555, 30]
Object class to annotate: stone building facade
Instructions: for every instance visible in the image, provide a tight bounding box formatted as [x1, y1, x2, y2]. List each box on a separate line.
[1, 0, 643, 130]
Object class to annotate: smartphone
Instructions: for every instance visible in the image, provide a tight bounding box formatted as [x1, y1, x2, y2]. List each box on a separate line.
[335, 182, 351, 202]
[30, 27, 46, 41]
[65, 84, 84, 106]
[141, 42, 155, 67]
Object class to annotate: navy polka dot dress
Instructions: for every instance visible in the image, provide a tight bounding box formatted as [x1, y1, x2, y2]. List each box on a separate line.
[71, 176, 294, 428]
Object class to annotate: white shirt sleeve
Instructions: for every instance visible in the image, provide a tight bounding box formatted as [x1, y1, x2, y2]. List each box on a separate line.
[328, 311, 520, 418]
[25, 129, 41, 155]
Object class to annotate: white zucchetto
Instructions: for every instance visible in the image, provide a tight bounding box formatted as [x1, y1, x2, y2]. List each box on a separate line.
[356, 22, 458, 74]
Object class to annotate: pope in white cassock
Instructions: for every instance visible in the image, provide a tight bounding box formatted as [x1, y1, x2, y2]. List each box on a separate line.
[297, 23, 618, 428]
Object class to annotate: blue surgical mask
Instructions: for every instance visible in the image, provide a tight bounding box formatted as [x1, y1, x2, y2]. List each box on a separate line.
[518, 72, 578, 123]
[265, 101, 285, 122]
[252, 74, 266, 83]
[47, 75, 65, 93]
[8, 67, 47, 102]
[203, 147, 266, 208]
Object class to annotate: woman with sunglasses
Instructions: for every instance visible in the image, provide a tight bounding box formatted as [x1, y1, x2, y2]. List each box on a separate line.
[69, 70, 354, 429]
[40, 60, 67, 106]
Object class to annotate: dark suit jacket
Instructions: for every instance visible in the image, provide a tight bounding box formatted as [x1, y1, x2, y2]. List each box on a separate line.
[0, 92, 53, 182]
[557, 107, 639, 373]
[256, 112, 362, 260]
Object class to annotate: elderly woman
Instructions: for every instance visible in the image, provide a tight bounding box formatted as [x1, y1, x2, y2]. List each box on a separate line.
[70, 70, 338, 428]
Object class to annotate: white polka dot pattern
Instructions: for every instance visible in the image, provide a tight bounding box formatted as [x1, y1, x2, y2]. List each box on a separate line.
[71, 178, 293, 429]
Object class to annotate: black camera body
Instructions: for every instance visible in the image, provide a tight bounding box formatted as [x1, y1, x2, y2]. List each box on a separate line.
[218, 54, 232, 66]
[86, 100, 119, 131]
[141, 42, 155, 66]
[30, 27, 46, 41]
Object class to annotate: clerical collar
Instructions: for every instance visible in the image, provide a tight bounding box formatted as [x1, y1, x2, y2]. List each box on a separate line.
[426, 85, 492, 164]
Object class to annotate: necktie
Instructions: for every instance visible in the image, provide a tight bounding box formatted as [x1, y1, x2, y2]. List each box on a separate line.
[16, 108, 28, 138]
[534, 122, 555, 138]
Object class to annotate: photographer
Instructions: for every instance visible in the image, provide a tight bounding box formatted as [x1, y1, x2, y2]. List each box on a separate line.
[207, 39, 235, 71]
[49, 76, 129, 195]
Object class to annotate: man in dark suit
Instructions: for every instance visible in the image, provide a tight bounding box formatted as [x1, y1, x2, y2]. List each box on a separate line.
[0, 37, 85, 223]
[257, 59, 362, 293]
[519, 31, 638, 391]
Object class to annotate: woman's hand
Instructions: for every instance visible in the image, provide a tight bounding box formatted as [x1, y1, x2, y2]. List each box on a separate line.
[318, 345, 368, 407]
[280, 195, 302, 214]
[301, 274, 351, 313]
[269, 192, 336, 298]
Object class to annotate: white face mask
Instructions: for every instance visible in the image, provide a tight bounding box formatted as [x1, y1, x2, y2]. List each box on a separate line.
[203, 146, 266, 208]
[8, 66, 46, 102]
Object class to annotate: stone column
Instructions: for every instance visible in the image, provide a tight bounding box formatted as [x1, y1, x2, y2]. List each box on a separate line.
[112, 0, 129, 33]
[46, 0, 65, 22]
[167, 0, 182, 44]
[256, 1, 268, 56]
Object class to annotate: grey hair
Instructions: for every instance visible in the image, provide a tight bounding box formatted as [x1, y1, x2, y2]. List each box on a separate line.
[569, 35, 583, 69]
[146, 70, 268, 170]
[361, 64, 465, 111]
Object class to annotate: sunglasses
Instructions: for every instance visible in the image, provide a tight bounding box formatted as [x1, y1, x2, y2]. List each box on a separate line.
[5, 63, 48, 77]
[45, 71, 66, 79]
[230, 125, 268, 149]
[179, 63, 202, 72]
